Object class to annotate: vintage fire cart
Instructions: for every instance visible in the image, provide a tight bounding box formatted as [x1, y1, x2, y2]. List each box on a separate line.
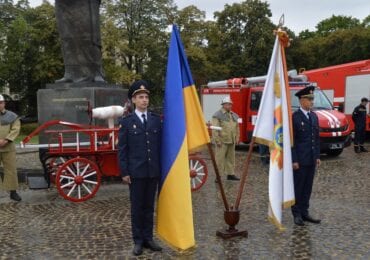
[21, 112, 209, 202]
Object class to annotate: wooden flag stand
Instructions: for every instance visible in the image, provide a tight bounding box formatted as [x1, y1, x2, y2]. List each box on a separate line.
[207, 142, 254, 239]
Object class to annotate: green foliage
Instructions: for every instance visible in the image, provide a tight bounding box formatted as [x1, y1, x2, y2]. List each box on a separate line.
[0, 1, 369, 114]
[0, 1, 62, 115]
[174, 5, 210, 86]
[100, 0, 176, 105]
[206, 0, 276, 79]
[20, 122, 37, 135]
[289, 16, 370, 70]
[316, 15, 361, 36]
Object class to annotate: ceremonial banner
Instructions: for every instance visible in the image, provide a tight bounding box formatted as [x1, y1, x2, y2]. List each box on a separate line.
[252, 31, 295, 230]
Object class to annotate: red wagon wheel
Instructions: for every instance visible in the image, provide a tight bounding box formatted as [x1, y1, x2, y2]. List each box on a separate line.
[56, 157, 101, 202]
[189, 155, 208, 191]
[45, 156, 69, 184]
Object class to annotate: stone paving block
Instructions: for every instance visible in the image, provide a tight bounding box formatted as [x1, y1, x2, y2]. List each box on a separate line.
[0, 143, 369, 258]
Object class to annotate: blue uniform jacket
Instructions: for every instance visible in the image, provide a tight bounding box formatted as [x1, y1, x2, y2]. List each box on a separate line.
[291, 109, 320, 166]
[118, 112, 162, 178]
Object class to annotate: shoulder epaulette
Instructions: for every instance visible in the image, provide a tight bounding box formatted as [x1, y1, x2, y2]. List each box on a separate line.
[149, 112, 160, 117]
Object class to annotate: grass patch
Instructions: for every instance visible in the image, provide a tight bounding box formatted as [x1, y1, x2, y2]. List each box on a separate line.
[15, 134, 39, 144]
[15, 122, 39, 144]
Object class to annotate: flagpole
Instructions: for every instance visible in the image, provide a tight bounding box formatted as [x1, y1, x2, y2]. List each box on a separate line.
[207, 143, 229, 210]
[234, 139, 255, 209]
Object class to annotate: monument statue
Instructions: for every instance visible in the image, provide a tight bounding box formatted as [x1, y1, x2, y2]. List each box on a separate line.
[55, 0, 105, 83]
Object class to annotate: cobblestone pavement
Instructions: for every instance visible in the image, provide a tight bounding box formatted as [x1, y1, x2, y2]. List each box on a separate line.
[0, 144, 369, 259]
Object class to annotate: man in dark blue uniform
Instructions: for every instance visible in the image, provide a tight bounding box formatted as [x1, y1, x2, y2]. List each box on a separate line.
[118, 80, 162, 256]
[291, 86, 321, 226]
[352, 97, 368, 153]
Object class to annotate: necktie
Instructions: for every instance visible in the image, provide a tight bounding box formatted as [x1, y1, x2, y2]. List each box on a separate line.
[307, 112, 311, 121]
[142, 114, 147, 128]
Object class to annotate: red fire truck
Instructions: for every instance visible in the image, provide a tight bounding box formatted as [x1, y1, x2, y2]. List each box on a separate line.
[201, 76, 352, 156]
[300, 59, 370, 132]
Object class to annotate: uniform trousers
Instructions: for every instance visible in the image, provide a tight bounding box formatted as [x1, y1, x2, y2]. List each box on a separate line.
[0, 151, 18, 191]
[129, 178, 158, 244]
[291, 165, 316, 218]
[216, 143, 236, 176]
[354, 124, 366, 145]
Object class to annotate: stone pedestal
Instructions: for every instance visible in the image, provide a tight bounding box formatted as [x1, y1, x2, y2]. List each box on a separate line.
[37, 83, 127, 144]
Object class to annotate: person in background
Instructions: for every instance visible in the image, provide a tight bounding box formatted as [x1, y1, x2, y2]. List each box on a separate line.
[0, 94, 21, 201]
[352, 97, 368, 153]
[258, 144, 270, 166]
[211, 96, 240, 181]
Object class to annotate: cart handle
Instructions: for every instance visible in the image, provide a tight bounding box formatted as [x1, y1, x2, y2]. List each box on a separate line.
[20, 120, 95, 147]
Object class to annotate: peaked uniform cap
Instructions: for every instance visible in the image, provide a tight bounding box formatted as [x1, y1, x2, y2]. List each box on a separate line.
[295, 85, 315, 99]
[128, 80, 150, 99]
[0, 94, 4, 101]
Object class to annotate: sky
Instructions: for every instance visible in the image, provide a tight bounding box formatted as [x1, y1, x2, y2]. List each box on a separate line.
[28, 0, 369, 33]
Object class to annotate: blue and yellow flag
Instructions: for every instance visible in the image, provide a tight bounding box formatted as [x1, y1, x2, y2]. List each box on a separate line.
[157, 25, 210, 250]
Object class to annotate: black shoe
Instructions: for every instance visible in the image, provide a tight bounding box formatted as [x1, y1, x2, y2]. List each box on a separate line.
[354, 146, 360, 153]
[302, 215, 321, 224]
[133, 244, 143, 256]
[294, 216, 305, 226]
[227, 175, 240, 181]
[360, 146, 368, 152]
[143, 240, 162, 251]
[10, 191, 21, 202]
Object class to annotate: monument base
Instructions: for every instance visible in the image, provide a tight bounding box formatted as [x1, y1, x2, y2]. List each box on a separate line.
[37, 83, 127, 144]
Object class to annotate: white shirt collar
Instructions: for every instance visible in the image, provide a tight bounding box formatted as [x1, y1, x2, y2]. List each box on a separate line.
[135, 109, 147, 123]
[300, 107, 310, 118]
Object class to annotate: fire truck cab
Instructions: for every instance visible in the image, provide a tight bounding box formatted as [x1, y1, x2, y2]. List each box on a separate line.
[201, 77, 352, 156]
[300, 59, 370, 133]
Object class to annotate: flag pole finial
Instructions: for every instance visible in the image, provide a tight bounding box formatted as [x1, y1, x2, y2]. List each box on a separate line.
[274, 15, 290, 48]
[278, 14, 284, 28]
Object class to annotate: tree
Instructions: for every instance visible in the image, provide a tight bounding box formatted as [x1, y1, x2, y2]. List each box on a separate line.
[362, 14, 370, 28]
[316, 15, 361, 36]
[100, 0, 176, 87]
[290, 27, 370, 70]
[0, 2, 61, 114]
[206, 0, 276, 80]
[174, 5, 210, 86]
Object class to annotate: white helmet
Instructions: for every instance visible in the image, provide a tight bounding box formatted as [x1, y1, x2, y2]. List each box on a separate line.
[221, 96, 233, 105]
[0, 94, 4, 102]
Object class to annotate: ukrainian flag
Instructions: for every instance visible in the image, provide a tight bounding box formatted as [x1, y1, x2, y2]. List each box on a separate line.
[157, 25, 210, 250]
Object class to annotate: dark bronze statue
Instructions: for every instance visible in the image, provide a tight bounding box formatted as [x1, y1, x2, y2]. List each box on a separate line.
[55, 0, 105, 83]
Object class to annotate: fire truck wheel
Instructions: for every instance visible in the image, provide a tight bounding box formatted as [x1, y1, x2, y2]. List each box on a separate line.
[189, 155, 208, 191]
[56, 157, 101, 202]
[326, 149, 343, 157]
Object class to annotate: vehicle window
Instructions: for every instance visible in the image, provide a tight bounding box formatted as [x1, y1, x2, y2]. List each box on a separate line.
[290, 90, 300, 110]
[290, 89, 332, 110]
[250, 91, 262, 111]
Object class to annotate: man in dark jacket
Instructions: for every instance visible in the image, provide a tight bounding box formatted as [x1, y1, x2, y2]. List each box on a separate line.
[118, 80, 162, 256]
[352, 97, 368, 153]
[291, 86, 321, 226]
